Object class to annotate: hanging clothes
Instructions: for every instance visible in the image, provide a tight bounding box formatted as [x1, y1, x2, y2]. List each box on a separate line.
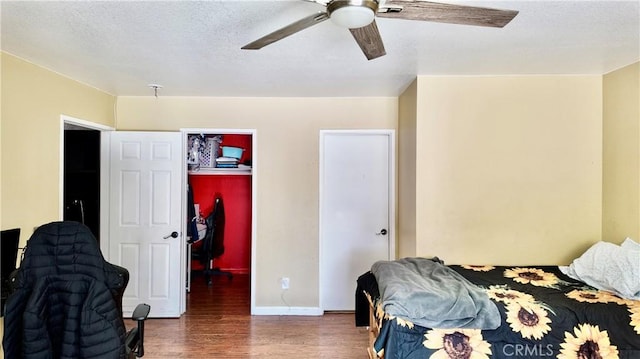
[187, 181, 199, 242]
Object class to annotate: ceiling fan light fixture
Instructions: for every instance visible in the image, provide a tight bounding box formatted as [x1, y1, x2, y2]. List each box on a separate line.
[328, 0, 378, 29]
[331, 6, 374, 28]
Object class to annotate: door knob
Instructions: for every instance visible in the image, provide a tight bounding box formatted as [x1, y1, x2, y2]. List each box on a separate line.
[376, 229, 388, 236]
[163, 231, 179, 239]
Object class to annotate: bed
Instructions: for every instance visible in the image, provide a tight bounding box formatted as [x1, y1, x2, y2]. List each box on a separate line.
[355, 241, 640, 359]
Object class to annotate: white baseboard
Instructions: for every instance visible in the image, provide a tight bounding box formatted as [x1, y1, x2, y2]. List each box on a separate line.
[252, 306, 323, 316]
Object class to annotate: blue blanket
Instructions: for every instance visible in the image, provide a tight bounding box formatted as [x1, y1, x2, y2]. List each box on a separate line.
[371, 257, 500, 329]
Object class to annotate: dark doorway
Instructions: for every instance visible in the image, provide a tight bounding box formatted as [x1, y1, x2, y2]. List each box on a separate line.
[63, 128, 101, 241]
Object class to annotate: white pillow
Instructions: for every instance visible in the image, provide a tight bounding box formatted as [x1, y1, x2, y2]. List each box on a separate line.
[621, 237, 640, 251]
[560, 241, 640, 300]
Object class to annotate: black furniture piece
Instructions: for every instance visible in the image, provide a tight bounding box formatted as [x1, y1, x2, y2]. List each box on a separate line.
[2, 221, 150, 359]
[192, 195, 233, 285]
[1, 227, 21, 315]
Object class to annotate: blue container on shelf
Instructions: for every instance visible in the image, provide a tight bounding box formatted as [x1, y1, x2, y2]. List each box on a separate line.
[221, 146, 243, 159]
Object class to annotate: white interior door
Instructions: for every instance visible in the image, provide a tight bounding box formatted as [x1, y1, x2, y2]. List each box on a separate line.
[320, 130, 394, 311]
[108, 131, 182, 317]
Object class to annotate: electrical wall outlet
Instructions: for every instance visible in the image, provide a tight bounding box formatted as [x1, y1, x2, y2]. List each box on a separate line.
[281, 277, 290, 289]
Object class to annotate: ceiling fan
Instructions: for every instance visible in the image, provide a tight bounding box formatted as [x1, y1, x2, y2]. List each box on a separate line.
[241, 0, 519, 60]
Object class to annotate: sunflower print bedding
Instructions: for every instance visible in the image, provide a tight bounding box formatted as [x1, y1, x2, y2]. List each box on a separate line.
[359, 265, 640, 359]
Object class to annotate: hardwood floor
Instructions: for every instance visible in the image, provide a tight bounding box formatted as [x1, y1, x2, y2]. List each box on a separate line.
[127, 273, 370, 358]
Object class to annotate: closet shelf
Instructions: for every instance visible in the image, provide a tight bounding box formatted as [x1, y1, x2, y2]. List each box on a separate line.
[188, 167, 252, 176]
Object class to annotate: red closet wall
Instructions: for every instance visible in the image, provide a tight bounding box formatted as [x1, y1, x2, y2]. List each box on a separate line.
[189, 175, 251, 274]
[188, 134, 252, 274]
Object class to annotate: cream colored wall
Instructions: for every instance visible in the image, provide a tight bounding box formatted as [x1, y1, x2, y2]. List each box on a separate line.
[413, 76, 603, 265]
[397, 80, 418, 258]
[115, 96, 397, 307]
[0, 52, 115, 357]
[603, 62, 640, 242]
[1, 53, 115, 246]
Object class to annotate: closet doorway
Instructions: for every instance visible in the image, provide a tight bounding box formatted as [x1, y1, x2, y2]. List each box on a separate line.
[181, 129, 256, 315]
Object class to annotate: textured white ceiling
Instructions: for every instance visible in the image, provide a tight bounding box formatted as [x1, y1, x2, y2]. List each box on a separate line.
[1, 0, 639, 97]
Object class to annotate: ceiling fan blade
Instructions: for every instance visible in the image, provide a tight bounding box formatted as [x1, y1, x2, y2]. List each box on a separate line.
[242, 12, 330, 50]
[377, 0, 519, 28]
[350, 20, 386, 60]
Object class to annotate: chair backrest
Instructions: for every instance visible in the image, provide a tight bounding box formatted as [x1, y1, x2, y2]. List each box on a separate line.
[15, 221, 124, 289]
[3, 221, 128, 359]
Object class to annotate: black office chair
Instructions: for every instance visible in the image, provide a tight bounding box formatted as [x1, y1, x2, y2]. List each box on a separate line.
[192, 195, 233, 285]
[2, 221, 150, 359]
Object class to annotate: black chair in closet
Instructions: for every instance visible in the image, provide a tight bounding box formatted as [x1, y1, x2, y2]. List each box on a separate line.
[192, 195, 233, 285]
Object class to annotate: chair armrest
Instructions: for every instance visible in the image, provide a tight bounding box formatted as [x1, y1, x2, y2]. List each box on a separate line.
[126, 303, 151, 357]
[132, 303, 150, 321]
